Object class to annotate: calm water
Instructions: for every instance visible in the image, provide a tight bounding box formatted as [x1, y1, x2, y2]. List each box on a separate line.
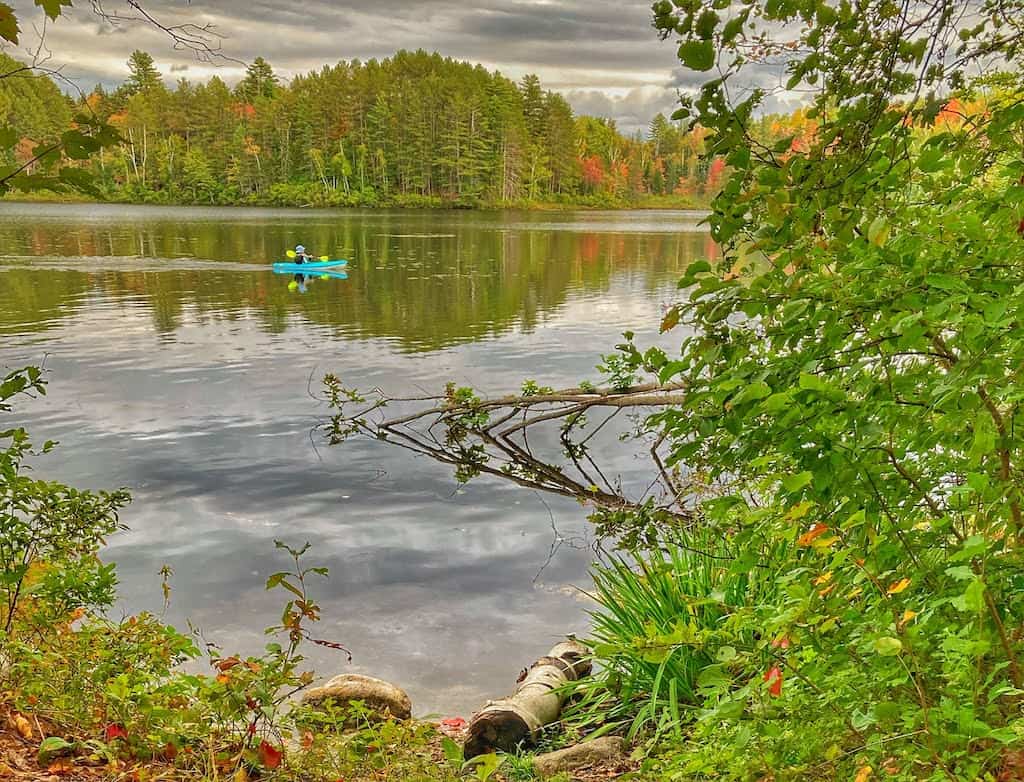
[0, 203, 712, 716]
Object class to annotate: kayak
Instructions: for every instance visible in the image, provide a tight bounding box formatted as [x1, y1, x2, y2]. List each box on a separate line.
[272, 259, 348, 273]
[273, 267, 348, 280]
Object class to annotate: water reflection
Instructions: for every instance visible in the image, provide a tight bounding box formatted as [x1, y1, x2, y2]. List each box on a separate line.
[0, 204, 714, 350]
[0, 203, 711, 715]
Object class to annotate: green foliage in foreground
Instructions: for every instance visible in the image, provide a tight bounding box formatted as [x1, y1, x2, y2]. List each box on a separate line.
[0, 368, 468, 780]
[560, 0, 1024, 779]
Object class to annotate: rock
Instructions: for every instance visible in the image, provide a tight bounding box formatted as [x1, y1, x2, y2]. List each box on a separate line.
[533, 736, 628, 778]
[301, 674, 412, 722]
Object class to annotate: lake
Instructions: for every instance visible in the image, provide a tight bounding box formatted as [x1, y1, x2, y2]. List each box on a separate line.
[0, 203, 711, 716]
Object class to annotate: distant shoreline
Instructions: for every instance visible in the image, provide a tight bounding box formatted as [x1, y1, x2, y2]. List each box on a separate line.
[2, 192, 708, 213]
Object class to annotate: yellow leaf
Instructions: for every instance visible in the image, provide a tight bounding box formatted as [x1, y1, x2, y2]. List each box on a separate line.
[887, 578, 911, 595]
[847, 587, 863, 599]
[900, 610, 918, 627]
[855, 764, 873, 782]
[818, 583, 836, 597]
[813, 571, 833, 586]
[10, 712, 32, 739]
[234, 767, 250, 782]
[659, 306, 680, 333]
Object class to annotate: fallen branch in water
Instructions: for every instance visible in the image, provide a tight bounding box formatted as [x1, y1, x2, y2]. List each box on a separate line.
[320, 376, 697, 530]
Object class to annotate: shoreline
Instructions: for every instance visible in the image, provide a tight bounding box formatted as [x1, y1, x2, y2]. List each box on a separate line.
[1, 193, 708, 213]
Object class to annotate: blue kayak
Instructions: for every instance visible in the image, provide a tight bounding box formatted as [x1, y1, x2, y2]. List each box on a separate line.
[272, 260, 348, 273]
[274, 268, 348, 280]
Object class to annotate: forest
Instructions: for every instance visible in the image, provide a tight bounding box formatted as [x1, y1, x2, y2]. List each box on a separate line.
[0, 49, 733, 208]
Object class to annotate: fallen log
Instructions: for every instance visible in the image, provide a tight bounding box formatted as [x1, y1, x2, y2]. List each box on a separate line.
[463, 639, 591, 759]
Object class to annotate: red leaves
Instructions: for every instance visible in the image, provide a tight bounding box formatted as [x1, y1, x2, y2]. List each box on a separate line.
[705, 156, 727, 191]
[763, 666, 783, 697]
[213, 656, 242, 672]
[258, 740, 282, 769]
[104, 723, 128, 742]
[439, 717, 467, 738]
[580, 155, 606, 188]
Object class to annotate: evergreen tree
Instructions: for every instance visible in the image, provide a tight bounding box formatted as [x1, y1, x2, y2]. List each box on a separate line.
[125, 50, 162, 94]
[236, 57, 278, 102]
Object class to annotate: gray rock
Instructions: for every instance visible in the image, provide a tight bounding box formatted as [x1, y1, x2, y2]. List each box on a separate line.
[533, 736, 628, 778]
[301, 674, 412, 722]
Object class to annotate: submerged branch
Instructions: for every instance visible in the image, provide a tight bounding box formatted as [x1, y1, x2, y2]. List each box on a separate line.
[322, 378, 695, 526]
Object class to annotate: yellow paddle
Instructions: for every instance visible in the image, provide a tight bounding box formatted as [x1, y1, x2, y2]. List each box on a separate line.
[286, 250, 330, 261]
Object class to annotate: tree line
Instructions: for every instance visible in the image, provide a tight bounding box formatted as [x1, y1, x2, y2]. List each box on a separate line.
[1, 49, 731, 208]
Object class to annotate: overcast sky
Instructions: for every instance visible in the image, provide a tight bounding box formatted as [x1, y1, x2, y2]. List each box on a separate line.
[6, 0, 700, 135]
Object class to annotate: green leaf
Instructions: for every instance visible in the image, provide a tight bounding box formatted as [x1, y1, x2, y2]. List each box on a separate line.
[963, 579, 986, 613]
[463, 752, 503, 781]
[57, 167, 97, 194]
[731, 381, 771, 406]
[38, 736, 75, 764]
[874, 637, 903, 656]
[0, 125, 17, 149]
[678, 40, 715, 71]
[867, 215, 890, 246]
[781, 471, 813, 492]
[721, 15, 745, 42]
[762, 392, 792, 413]
[917, 146, 945, 173]
[61, 130, 101, 160]
[440, 737, 462, 768]
[34, 0, 71, 21]
[798, 373, 828, 393]
[0, 3, 19, 43]
[969, 414, 996, 465]
[679, 259, 711, 287]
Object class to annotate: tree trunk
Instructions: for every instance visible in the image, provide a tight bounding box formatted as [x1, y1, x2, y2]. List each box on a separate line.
[463, 639, 590, 759]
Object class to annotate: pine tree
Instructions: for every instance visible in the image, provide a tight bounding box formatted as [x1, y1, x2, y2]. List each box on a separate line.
[236, 57, 278, 102]
[125, 50, 162, 94]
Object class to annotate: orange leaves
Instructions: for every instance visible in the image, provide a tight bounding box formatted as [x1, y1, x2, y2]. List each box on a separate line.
[660, 306, 680, 334]
[887, 578, 911, 595]
[214, 656, 242, 672]
[46, 759, 74, 775]
[9, 712, 32, 740]
[855, 765, 873, 782]
[258, 740, 282, 770]
[797, 523, 829, 546]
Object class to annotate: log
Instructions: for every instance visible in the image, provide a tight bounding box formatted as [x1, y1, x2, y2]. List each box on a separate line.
[533, 736, 629, 778]
[301, 674, 412, 724]
[463, 639, 591, 759]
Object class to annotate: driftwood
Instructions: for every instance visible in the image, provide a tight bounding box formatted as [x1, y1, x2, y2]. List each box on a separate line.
[301, 673, 412, 723]
[463, 639, 591, 759]
[533, 736, 629, 777]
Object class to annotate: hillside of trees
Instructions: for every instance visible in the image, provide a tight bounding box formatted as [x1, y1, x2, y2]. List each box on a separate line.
[1, 49, 734, 209]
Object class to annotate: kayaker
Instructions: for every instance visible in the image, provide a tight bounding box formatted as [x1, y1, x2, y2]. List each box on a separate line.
[294, 244, 313, 264]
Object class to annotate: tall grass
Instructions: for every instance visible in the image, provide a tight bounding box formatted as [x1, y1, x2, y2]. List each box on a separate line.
[568, 532, 779, 741]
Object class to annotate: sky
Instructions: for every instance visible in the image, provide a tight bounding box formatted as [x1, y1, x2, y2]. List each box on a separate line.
[7, 0, 697, 136]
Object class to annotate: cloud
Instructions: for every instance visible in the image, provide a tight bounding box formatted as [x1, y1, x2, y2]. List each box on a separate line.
[3, 0, 706, 132]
